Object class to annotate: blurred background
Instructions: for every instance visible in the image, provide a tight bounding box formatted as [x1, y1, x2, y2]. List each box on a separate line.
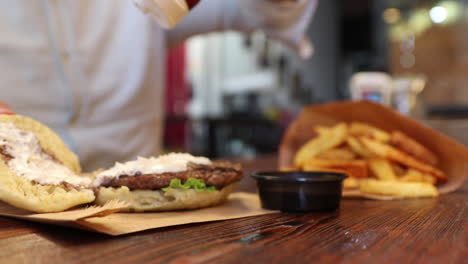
[163, 0, 468, 158]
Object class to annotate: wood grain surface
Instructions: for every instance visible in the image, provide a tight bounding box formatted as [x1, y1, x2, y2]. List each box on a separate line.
[0, 155, 466, 264]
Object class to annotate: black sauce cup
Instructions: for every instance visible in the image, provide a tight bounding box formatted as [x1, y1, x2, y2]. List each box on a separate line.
[251, 171, 347, 212]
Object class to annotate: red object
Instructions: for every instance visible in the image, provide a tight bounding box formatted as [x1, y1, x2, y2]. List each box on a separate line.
[164, 43, 189, 149]
[186, 0, 201, 9]
[165, 43, 188, 115]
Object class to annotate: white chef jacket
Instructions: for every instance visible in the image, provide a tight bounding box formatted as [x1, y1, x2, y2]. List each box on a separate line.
[0, 0, 317, 171]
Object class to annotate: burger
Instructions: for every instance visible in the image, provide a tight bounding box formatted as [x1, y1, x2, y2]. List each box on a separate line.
[0, 114, 242, 213]
[0, 115, 94, 213]
[93, 153, 243, 212]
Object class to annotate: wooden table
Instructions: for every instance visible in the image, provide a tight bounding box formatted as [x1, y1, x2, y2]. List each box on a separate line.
[0, 155, 466, 264]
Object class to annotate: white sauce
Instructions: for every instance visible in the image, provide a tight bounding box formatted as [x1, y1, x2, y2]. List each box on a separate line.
[0, 123, 90, 187]
[94, 153, 211, 186]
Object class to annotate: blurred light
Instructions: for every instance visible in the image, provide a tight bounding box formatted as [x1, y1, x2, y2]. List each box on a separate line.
[383, 8, 401, 24]
[408, 9, 432, 34]
[389, 23, 407, 41]
[439, 1, 464, 24]
[399, 34, 415, 52]
[400, 53, 416, 68]
[429, 6, 448, 23]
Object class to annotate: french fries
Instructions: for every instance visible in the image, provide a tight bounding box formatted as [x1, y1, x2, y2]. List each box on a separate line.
[303, 158, 368, 178]
[400, 169, 437, 184]
[360, 138, 447, 182]
[343, 177, 359, 189]
[280, 166, 299, 172]
[349, 122, 390, 142]
[359, 179, 438, 198]
[390, 131, 438, 166]
[292, 121, 445, 199]
[316, 147, 356, 160]
[346, 137, 374, 158]
[294, 123, 347, 167]
[314, 126, 329, 135]
[391, 163, 407, 177]
[368, 158, 397, 181]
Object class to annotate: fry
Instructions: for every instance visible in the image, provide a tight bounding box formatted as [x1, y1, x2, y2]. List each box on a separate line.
[314, 126, 329, 135]
[359, 179, 439, 198]
[343, 177, 359, 189]
[391, 162, 407, 177]
[360, 138, 447, 182]
[349, 122, 390, 142]
[316, 147, 356, 160]
[280, 166, 299, 172]
[400, 169, 437, 184]
[303, 158, 368, 178]
[390, 131, 438, 166]
[294, 123, 348, 167]
[346, 136, 374, 158]
[422, 174, 437, 184]
[399, 170, 423, 182]
[368, 158, 397, 181]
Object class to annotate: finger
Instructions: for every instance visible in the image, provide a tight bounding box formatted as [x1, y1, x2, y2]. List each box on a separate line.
[0, 109, 14, 115]
[287, 36, 314, 59]
[0, 102, 14, 115]
[266, 31, 314, 59]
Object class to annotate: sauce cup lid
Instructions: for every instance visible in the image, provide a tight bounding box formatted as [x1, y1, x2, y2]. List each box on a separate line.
[251, 171, 348, 212]
[252, 171, 347, 183]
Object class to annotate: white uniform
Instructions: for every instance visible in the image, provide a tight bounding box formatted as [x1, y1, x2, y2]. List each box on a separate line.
[0, 0, 316, 171]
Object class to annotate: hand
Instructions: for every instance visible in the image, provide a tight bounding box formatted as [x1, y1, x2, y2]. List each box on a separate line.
[0, 102, 14, 115]
[240, 0, 317, 58]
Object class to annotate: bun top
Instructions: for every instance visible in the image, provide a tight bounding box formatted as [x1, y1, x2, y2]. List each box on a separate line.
[94, 153, 211, 186]
[0, 115, 87, 186]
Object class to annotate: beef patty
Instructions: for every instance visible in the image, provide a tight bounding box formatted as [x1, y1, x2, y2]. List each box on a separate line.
[99, 161, 242, 190]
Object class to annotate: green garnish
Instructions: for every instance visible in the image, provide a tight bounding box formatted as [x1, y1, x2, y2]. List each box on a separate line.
[162, 178, 216, 192]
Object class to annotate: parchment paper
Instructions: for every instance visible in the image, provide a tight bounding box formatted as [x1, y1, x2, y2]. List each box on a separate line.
[0, 192, 276, 235]
[279, 101, 468, 199]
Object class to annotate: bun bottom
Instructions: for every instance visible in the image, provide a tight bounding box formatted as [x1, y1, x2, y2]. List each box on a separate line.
[0, 162, 95, 213]
[95, 183, 237, 212]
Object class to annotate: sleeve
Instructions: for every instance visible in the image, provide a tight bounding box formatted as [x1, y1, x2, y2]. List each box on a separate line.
[167, 0, 318, 58]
